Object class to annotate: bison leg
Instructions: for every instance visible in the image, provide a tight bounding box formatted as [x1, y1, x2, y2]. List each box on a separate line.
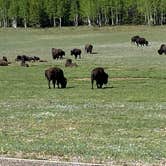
[52, 80, 56, 88]
[91, 79, 94, 89]
[48, 80, 51, 89]
[57, 81, 60, 88]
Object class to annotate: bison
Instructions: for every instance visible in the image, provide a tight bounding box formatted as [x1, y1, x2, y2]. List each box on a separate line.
[158, 44, 166, 55]
[0, 60, 8, 66]
[34, 56, 40, 61]
[20, 60, 29, 67]
[131, 35, 140, 44]
[45, 67, 67, 89]
[135, 37, 148, 46]
[85, 44, 93, 54]
[91, 67, 108, 89]
[71, 48, 81, 59]
[0, 56, 10, 66]
[2, 56, 8, 62]
[65, 59, 78, 67]
[52, 48, 65, 60]
[15, 55, 35, 62]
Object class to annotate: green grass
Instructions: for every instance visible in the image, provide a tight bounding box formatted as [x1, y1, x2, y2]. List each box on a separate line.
[0, 26, 166, 164]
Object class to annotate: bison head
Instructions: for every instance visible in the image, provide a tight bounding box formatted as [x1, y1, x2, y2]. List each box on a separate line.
[71, 50, 74, 55]
[145, 41, 148, 46]
[158, 49, 163, 55]
[61, 77, 67, 88]
[103, 73, 108, 84]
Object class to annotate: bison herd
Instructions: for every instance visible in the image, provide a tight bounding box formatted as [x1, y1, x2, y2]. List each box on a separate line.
[47, 43, 109, 89]
[0, 37, 166, 89]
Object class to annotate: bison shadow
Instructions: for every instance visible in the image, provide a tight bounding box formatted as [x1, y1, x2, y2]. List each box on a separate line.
[103, 86, 114, 89]
[91, 52, 98, 54]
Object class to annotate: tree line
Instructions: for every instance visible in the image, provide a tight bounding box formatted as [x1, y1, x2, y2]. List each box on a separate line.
[0, 0, 166, 28]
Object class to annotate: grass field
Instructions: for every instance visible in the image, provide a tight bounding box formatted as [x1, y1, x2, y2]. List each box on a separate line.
[0, 26, 166, 165]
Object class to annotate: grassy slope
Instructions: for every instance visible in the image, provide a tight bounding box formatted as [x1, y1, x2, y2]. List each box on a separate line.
[0, 26, 166, 164]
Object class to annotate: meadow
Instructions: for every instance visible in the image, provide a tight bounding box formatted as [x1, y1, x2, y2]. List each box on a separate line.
[0, 26, 166, 165]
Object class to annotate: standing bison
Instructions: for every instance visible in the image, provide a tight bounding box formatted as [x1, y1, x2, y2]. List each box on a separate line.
[85, 44, 93, 54]
[52, 48, 65, 60]
[45, 67, 67, 89]
[71, 48, 81, 59]
[158, 44, 166, 55]
[131, 35, 140, 44]
[91, 67, 108, 89]
[135, 37, 148, 46]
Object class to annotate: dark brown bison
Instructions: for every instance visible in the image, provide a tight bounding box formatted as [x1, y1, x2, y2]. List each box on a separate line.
[52, 48, 65, 60]
[71, 48, 81, 59]
[0, 56, 10, 66]
[45, 67, 67, 89]
[158, 44, 166, 55]
[20, 60, 29, 67]
[0, 60, 8, 66]
[135, 37, 148, 46]
[34, 56, 40, 61]
[131, 35, 140, 44]
[85, 44, 93, 54]
[91, 67, 108, 89]
[2, 56, 8, 62]
[65, 59, 78, 67]
[15, 55, 35, 62]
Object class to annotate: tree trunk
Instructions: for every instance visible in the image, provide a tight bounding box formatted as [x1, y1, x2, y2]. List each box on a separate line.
[104, 13, 108, 25]
[53, 17, 56, 27]
[3, 18, 7, 28]
[153, 11, 156, 25]
[75, 14, 78, 27]
[98, 14, 101, 27]
[160, 12, 163, 25]
[12, 17, 17, 28]
[87, 16, 91, 26]
[59, 17, 62, 28]
[24, 18, 27, 28]
[111, 8, 114, 25]
[115, 9, 119, 25]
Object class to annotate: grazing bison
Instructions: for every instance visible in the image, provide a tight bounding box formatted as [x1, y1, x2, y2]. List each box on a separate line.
[158, 44, 166, 55]
[0, 56, 10, 66]
[71, 48, 81, 59]
[135, 37, 148, 46]
[91, 67, 108, 89]
[15, 55, 35, 62]
[85, 44, 93, 54]
[52, 48, 65, 60]
[34, 56, 40, 61]
[65, 59, 78, 67]
[20, 60, 29, 67]
[0, 60, 8, 66]
[131, 35, 140, 44]
[45, 67, 67, 89]
[2, 56, 8, 62]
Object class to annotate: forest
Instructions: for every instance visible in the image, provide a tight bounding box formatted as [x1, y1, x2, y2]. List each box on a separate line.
[0, 0, 166, 28]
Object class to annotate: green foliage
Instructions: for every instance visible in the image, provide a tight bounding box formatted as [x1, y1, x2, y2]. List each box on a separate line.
[0, 1, 166, 27]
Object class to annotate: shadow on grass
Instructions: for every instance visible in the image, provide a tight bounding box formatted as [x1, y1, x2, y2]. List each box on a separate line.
[103, 86, 114, 89]
[91, 52, 98, 54]
[66, 86, 75, 89]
